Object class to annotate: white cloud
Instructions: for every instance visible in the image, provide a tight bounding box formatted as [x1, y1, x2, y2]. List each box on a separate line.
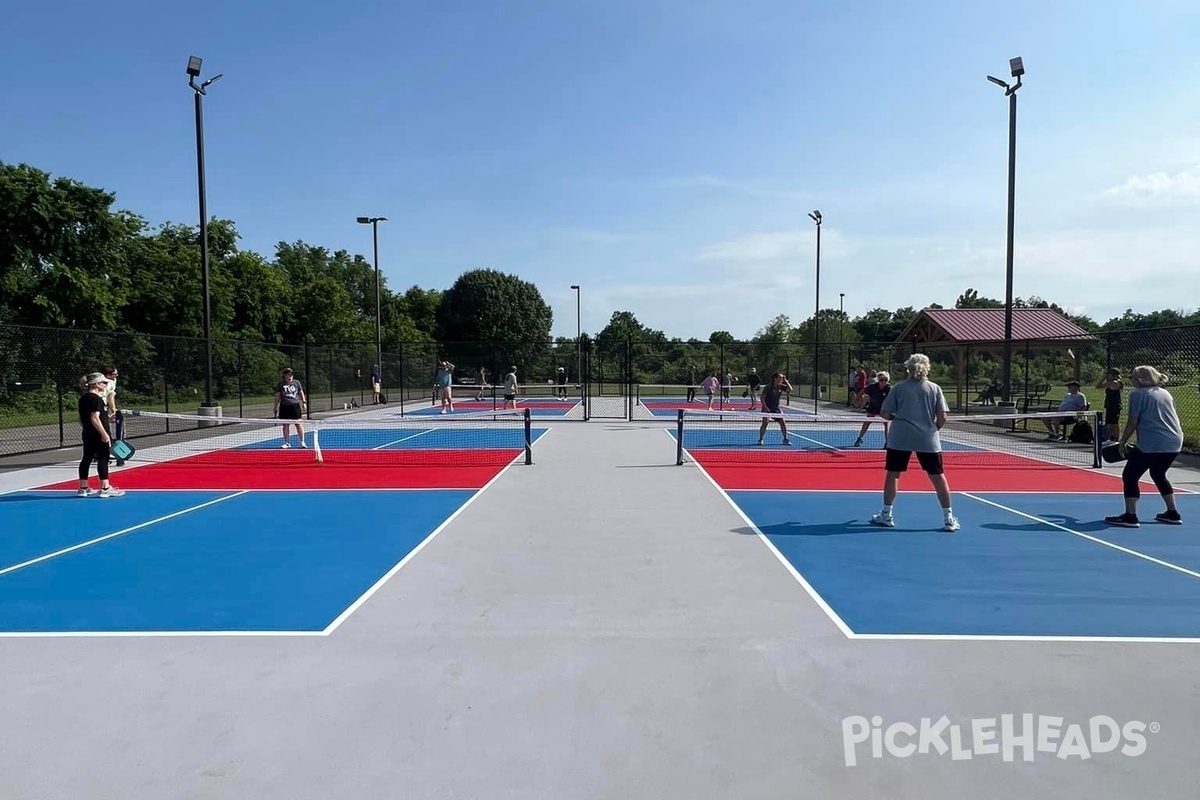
[1101, 164, 1200, 207]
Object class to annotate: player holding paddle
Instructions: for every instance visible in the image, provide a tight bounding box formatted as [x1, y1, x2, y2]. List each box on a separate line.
[869, 354, 959, 532]
[1105, 365, 1184, 527]
[755, 372, 792, 446]
[853, 371, 890, 447]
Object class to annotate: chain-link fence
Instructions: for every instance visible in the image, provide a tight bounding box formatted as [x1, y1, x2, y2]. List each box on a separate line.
[3, 323, 1197, 453]
[848, 328, 1199, 451]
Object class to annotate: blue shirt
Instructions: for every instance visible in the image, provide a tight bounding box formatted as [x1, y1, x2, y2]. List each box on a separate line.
[1057, 391, 1088, 413]
[880, 378, 948, 453]
[1127, 387, 1184, 453]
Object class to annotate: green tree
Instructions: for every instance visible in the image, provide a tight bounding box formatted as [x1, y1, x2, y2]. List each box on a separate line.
[0, 161, 137, 329]
[955, 288, 1004, 309]
[434, 268, 553, 374]
[709, 330, 735, 345]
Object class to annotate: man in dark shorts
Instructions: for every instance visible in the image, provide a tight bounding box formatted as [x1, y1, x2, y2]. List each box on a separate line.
[869, 354, 959, 532]
[755, 372, 792, 446]
[853, 370, 890, 447]
[273, 368, 308, 449]
[746, 367, 762, 410]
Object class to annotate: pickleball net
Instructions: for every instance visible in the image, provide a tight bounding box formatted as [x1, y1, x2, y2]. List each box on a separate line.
[120, 408, 533, 467]
[674, 408, 1104, 469]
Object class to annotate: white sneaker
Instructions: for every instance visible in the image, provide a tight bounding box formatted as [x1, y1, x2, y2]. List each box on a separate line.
[281, 442, 291, 449]
[298, 441, 308, 449]
[99, 486, 124, 498]
[943, 515, 961, 533]
[870, 512, 895, 528]
[76, 488, 96, 498]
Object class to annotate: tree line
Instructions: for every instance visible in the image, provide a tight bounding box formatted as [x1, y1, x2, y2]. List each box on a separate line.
[4, 158, 1198, 386]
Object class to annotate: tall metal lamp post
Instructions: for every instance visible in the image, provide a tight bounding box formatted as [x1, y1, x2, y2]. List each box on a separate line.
[570, 285, 582, 389]
[808, 210, 822, 411]
[356, 216, 387, 375]
[187, 56, 222, 411]
[987, 57, 1024, 404]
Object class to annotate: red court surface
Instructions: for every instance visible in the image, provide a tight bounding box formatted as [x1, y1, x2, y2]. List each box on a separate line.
[40, 452, 519, 491]
[695, 451, 1130, 492]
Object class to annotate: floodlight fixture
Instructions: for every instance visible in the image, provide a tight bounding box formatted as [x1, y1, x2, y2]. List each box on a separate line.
[187, 56, 202, 77]
[808, 210, 822, 224]
[1010, 57, 1024, 77]
[987, 75, 1007, 88]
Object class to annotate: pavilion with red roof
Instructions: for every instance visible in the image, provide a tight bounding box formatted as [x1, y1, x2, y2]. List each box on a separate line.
[894, 308, 1098, 410]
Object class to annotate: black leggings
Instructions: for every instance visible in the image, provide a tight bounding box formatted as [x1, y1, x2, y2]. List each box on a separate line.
[1122, 450, 1178, 498]
[80, 436, 111, 481]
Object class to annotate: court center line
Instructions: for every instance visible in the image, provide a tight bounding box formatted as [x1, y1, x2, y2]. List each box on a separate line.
[962, 492, 1200, 580]
[371, 428, 435, 451]
[0, 491, 249, 578]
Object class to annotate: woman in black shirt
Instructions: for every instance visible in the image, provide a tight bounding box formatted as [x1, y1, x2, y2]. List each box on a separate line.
[854, 371, 891, 447]
[77, 372, 123, 498]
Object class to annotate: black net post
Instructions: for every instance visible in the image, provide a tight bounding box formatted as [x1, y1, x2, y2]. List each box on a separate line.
[676, 409, 684, 465]
[524, 408, 532, 465]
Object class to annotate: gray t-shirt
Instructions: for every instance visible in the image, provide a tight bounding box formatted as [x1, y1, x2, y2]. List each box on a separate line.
[880, 377, 948, 453]
[503, 372, 517, 395]
[275, 379, 304, 405]
[1128, 387, 1183, 453]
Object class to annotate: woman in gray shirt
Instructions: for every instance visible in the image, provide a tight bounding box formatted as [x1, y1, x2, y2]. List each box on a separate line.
[870, 353, 960, 533]
[1106, 365, 1184, 527]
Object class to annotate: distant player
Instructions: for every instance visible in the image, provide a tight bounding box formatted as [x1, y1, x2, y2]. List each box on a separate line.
[435, 360, 455, 414]
[746, 367, 762, 410]
[556, 367, 568, 399]
[853, 371, 891, 447]
[370, 364, 381, 404]
[503, 366, 519, 410]
[869, 354, 959, 532]
[700, 372, 720, 410]
[755, 372, 792, 446]
[100, 364, 125, 465]
[273, 368, 308, 448]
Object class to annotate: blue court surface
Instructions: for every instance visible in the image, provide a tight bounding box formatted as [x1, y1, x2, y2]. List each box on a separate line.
[729, 489, 1200, 639]
[0, 488, 477, 634]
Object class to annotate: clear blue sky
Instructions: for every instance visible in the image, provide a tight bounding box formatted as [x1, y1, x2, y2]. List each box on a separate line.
[3, 0, 1198, 339]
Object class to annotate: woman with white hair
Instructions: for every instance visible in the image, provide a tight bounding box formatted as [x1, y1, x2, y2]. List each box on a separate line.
[1106, 365, 1184, 527]
[870, 354, 959, 532]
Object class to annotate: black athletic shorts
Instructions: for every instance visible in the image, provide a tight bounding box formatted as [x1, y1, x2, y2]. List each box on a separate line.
[278, 404, 302, 420]
[504, 394, 516, 401]
[884, 448, 943, 475]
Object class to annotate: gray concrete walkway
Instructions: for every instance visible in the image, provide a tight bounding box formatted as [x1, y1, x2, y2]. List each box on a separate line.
[0, 420, 1196, 799]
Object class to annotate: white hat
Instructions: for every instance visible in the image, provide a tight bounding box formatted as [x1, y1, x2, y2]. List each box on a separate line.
[86, 372, 109, 386]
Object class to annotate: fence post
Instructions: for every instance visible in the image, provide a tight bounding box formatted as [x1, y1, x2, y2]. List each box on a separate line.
[237, 340, 244, 417]
[398, 343, 405, 417]
[304, 337, 313, 421]
[162, 338, 172, 433]
[56, 379, 65, 449]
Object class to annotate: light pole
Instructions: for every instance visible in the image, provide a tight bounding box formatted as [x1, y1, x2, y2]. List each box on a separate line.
[570, 285, 581, 390]
[988, 56, 1024, 404]
[808, 210, 822, 411]
[187, 56, 222, 410]
[356, 216, 387, 377]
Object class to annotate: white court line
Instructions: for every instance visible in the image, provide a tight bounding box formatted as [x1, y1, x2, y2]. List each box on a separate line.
[666, 429, 856, 640]
[962, 492, 1200, 581]
[322, 426, 553, 635]
[371, 428, 435, 451]
[675, 432, 1200, 644]
[851, 633, 1200, 644]
[0, 491, 248, 578]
